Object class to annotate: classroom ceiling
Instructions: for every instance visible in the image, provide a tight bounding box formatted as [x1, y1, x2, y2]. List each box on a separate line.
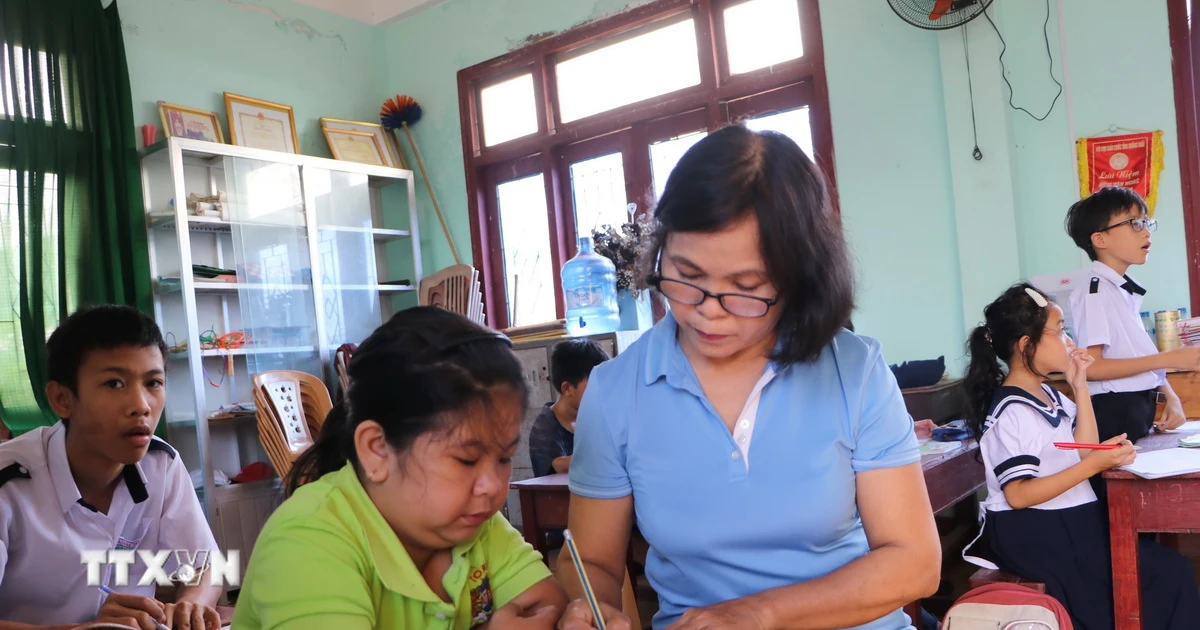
[292, 0, 447, 25]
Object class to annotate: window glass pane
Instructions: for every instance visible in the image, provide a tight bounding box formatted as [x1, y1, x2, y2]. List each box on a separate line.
[649, 130, 707, 201]
[1, 46, 66, 122]
[497, 174, 557, 326]
[724, 0, 804, 75]
[570, 153, 628, 240]
[556, 19, 701, 123]
[745, 107, 813, 159]
[480, 74, 539, 147]
[0, 170, 60, 421]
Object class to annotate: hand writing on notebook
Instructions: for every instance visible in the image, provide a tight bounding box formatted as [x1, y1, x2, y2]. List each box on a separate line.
[914, 419, 935, 440]
[558, 599, 632, 630]
[93, 592, 168, 630]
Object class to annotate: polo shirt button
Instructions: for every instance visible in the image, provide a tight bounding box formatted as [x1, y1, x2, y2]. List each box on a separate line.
[434, 613, 447, 620]
[738, 436, 747, 444]
[740, 420, 749, 428]
[732, 450, 741, 460]
[17, 467, 26, 475]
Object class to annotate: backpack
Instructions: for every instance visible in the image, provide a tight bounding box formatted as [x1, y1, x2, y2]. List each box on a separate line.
[943, 583, 1074, 630]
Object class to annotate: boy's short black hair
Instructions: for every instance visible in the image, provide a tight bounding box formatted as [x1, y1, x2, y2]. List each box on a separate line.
[46, 304, 168, 394]
[1065, 186, 1149, 261]
[550, 339, 610, 393]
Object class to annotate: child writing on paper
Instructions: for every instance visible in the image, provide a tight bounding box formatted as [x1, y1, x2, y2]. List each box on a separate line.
[964, 283, 1199, 630]
[234, 307, 567, 630]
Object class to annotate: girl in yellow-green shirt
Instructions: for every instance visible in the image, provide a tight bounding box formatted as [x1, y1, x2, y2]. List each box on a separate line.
[234, 307, 567, 629]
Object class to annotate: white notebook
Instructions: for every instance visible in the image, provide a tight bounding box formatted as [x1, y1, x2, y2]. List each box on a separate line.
[1119, 447, 1200, 479]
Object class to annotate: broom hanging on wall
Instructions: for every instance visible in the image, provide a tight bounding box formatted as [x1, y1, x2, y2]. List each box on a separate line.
[381, 95, 462, 265]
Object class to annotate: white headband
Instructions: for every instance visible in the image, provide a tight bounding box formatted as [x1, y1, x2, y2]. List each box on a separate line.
[1024, 287, 1048, 308]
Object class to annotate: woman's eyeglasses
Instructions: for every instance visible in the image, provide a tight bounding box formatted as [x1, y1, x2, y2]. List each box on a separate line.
[648, 275, 778, 318]
[1098, 217, 1158, 233]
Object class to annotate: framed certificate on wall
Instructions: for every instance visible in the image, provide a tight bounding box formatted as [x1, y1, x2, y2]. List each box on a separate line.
[323, 128, 387, 166]
[224, 92, 299, 154]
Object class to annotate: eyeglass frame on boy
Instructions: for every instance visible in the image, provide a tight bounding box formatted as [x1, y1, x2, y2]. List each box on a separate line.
[1096, 216, 1158, 233]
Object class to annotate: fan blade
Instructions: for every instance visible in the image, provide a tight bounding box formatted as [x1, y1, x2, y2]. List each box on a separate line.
[929, 0, 954, 20]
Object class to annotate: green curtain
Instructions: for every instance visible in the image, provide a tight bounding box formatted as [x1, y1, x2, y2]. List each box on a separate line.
[0, 0, 152, 436]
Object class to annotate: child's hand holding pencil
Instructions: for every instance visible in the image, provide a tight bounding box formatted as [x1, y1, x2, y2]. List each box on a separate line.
[558, 529, 634, 630]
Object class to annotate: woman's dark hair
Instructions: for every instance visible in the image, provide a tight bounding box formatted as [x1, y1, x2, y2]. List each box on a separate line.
[647, 124, 854, 364]
[1064, 186, 1148, 261]
[963, 283, 1052, 438]
[287, 306, 527, 494]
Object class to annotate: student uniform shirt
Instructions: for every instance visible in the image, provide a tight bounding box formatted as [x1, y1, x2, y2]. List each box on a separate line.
[980, 385, 1097, 512]
[0, 422, 216, 625]
[1068, 260, 1165, 394]
[527, 403, 574, 477]
[570, 313, 921, 630]
[233, 462, 551, 630]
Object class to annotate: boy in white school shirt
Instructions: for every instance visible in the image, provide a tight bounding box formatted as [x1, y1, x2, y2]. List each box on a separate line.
[1066, 186, 1200, 442]
[0, 305, 222, 630]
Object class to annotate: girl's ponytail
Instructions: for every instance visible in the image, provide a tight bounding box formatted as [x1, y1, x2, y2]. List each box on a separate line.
[964, 324, 1004, 439]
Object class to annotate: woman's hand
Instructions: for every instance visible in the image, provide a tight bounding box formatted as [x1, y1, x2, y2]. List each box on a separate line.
[557, 599, 633, 630]
[665, 597, 771, 630]
[1065, 345, 1094, 392]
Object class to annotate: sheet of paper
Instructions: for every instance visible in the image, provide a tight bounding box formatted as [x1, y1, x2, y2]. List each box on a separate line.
[1119, 447, 1200, 479]
[1159, 420, 1200, 433]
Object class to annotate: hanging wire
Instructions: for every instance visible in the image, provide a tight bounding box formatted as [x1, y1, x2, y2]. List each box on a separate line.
[962, 27, 983, 160]
[983, 0, 1063, 122]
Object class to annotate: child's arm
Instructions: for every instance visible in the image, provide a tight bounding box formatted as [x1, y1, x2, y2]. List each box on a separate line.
[1086, 345, 1200, 381]
[1003, 437, 1132, 509]
[1067, 346, 1104, 453]
[551, 455, 572, 474]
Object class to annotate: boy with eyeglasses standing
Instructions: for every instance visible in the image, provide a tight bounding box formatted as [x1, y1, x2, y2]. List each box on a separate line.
[1066, 186, 1200, 442]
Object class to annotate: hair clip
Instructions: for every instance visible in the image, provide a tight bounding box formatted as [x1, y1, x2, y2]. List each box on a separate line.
[1024, 287, 1048, 308]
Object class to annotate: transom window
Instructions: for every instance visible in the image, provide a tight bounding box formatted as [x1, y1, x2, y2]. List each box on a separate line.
[459, 0, 835, 328]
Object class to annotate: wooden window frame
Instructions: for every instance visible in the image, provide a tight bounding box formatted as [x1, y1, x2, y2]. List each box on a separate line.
[459, 0, 836, 329]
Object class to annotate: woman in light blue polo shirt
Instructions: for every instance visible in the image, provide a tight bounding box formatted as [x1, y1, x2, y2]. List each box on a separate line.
[558, 125, 941, 630]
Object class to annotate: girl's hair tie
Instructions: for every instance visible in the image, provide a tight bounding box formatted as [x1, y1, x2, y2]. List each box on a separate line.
[1024, 287, 1048, 308]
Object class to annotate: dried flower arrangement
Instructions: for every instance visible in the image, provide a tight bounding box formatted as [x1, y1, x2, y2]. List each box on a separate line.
[591, 204, 655, 297]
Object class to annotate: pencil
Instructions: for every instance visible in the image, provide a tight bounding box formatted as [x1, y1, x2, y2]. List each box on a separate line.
[1054, 442, 1119, 450]
[563, 529, 607, 630]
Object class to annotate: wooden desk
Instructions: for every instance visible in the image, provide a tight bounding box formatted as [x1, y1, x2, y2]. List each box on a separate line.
[511, 440, 984, 553]
[1104, 426, 1200, 630]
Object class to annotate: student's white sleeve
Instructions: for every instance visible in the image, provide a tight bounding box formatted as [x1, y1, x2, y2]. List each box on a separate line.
[156, 455, 219, 565]
[982, 408, 1050, 488]
[1072, 288, 1112, 350]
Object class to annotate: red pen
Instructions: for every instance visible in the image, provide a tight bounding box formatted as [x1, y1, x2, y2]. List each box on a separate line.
[1054, 442, 1120, 450]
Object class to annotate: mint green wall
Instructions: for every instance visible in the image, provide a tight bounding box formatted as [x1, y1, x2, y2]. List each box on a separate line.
[380, 0, 654, 276]
[1005, 0, 1190, 316]
[118, 0, 387, 157]
[116, 0, 1193, 373]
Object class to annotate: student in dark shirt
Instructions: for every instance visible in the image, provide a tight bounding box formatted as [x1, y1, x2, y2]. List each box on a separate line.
[528, 339, 610, 477]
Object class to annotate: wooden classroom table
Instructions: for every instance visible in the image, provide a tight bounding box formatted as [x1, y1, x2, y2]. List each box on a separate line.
[1104, 424, 1200, 630]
